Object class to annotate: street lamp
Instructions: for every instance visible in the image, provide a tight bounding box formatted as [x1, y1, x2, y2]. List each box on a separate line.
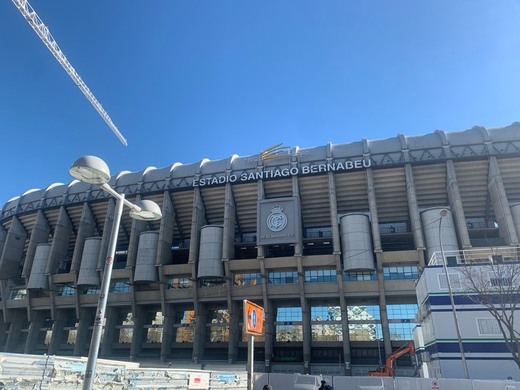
[438, 209, 469, 379]
[69, 156, 162, 390]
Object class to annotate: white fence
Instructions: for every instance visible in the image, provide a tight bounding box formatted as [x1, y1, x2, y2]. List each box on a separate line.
[0, 353, 519, 390]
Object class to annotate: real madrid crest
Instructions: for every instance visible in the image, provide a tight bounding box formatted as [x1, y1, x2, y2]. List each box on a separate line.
[266, 205, 287, 232]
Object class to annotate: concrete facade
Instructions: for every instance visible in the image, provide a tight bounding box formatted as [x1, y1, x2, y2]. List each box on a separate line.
[0, 123, 519, 376]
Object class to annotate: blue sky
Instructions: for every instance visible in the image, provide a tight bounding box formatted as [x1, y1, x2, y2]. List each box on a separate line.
[1, 1, 519, 205]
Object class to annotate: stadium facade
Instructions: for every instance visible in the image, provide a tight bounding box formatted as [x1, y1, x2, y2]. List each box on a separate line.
[0, 124, 519, 377]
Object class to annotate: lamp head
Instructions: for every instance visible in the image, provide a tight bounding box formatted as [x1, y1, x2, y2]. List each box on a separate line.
[129, 200, 162, 221]
[69, 156, 111, 185]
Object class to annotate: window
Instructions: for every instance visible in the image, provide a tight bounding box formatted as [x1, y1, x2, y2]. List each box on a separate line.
[168, 276, 192, 289]
[387, 304, 417, 340]
[117, 312, 134, 343]
[10, 288, 27, 300]
[387, 304, 417, 319]
[234, 273, 262, 286]
[311, 306, 342, 341]
[111, 281, 130, 293]
[206, 308, 229, 342]
[275, 307, 303, 342]
[58, 285, 75, 296]
[174, 308, 195, 343]
[85, 286, 101, 295]
[344, 271, 377, 281]
[438, 272, 461, 290]
[268, 271, 298, 284]
[144, 312, 164, 343]
[383, 266, 418, 280]
[305, 269, 336, 283]
[305, 227, 332, 238]
[489, 276, 512, 288]
[347, 305, 380, 341]
[477, 318, 501, 335]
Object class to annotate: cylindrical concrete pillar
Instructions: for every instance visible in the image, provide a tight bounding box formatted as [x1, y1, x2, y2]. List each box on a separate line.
[340, 213, 375, 271]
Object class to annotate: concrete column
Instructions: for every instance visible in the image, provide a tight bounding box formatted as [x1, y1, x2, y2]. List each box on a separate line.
[101, 307, 119, 358]
[375, 253, 391, 355]
[0, 225, 6, 263]
[366, 170, 392, 357]
[263, 298, 274, 373]
[192, 304, 207, 364]
[45, 206, 73, 275]
[227, 300, 240, 364]
[48, 310, 68, 355]
[257, 179, 272, 371]
[446, 160, 472, 249]
[222, 183, 238, 363]
[301, 296, 311, 374]
[366, 169, 382, 252]
[5, 310, 25, 352]
[97, 198, 116, 270]
[488, 156, 519, 245]
[257, 178, 266, 259]
[157, 192, 176, 347]
[22, 210, 50, 278]
[404, 164, 426, 266]
[130, 306, 146, 360]
[0, 316, 8, 352]
[157, 191, 175, 266]
[189, 187, 206, 363]
[70, 203, 97, 273]
[291, 172, 310, 372]
[223, 183, 236, 262]
[127, 195, 148, 269]
[327, 171, 351, 375]
[74, 309, 93, 356]
[160, 305, 175, 362]
[0, 216, 27, 279]
[24, 310, 46, 354]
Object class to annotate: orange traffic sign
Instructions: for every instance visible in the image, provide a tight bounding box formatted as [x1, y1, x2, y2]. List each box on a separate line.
[243, 300, 264, 335]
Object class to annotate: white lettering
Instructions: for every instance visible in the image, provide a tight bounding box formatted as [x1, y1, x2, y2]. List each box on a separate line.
[192, 158, 370, 187]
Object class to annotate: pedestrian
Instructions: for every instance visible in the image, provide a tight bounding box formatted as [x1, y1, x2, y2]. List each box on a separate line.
[319, 380, 333, 390]
[263, 384, 273, 390]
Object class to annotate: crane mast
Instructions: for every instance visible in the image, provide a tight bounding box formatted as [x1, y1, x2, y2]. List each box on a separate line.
[12, 0, 128, 146]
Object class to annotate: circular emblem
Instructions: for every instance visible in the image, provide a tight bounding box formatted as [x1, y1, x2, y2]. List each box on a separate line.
[267, 205, 287, 232]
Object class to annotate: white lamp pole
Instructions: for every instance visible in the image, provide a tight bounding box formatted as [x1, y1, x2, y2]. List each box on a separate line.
[438, 209, 469, 379]
[69, 156, 162, 390]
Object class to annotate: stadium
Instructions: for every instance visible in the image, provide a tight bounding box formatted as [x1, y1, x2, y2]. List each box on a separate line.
[0, 123, 519, 377]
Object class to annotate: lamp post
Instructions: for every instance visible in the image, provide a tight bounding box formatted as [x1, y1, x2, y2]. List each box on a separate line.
[438, 208, 469, 379]
[69, 156, 162, 390]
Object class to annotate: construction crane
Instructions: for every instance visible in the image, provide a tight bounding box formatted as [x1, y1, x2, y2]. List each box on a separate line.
[12, 0, 128, 146]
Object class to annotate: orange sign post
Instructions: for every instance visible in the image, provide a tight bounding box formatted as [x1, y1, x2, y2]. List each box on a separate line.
[243, 300, 264, 390]
[244, 300, 264, 335]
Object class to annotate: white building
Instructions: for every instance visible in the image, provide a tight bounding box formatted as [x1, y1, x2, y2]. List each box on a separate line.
[415, 245, 520, 380]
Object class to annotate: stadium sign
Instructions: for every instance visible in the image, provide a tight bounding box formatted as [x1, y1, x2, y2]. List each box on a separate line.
[192, 158, 371, 187]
